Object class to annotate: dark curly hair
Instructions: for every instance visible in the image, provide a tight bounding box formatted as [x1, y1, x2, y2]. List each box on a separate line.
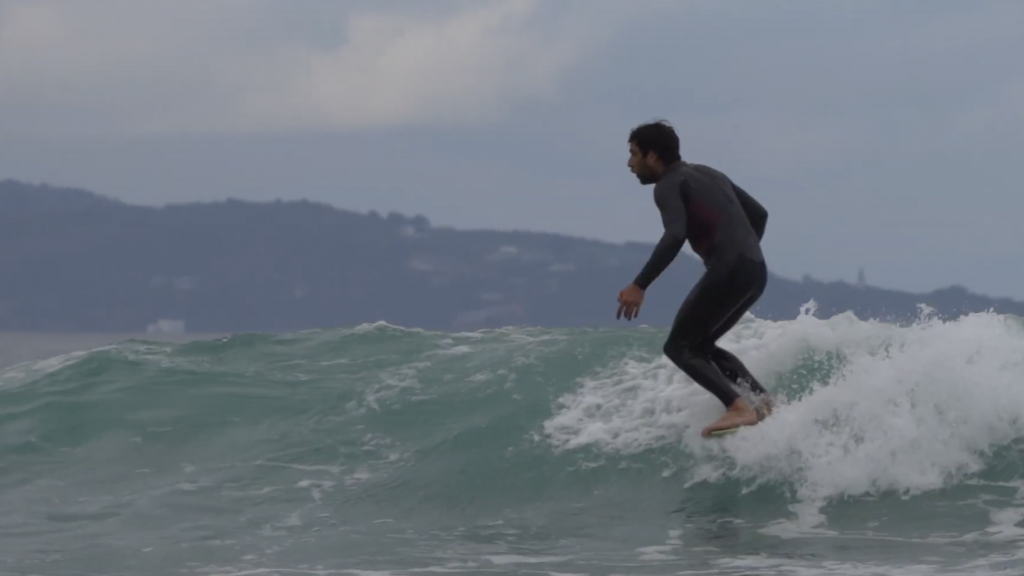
[628, 119, 681, 164]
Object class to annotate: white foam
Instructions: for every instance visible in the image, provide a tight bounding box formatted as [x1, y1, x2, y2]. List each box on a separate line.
[542, 353, 713, 453]
[635, 544, 678, 560]
[429, 345, 475, 356]
[483, 554, 572, 565]
[296, 479, 335, 503]
[710, 556, 959, 575]
[363, 361, 429, 411]
[543, 307, 1024, 519]
[348, 320, 425, 334]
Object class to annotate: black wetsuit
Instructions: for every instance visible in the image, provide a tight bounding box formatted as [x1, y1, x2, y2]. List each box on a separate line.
[633, 161, 770, 407]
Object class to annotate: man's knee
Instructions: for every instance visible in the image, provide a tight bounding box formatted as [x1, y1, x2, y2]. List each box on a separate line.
[663, 338, 710, 366]
[709, 346, 740, 365]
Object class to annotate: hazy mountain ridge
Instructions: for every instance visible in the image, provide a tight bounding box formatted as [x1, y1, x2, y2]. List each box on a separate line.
[2, 179, 1022, 333]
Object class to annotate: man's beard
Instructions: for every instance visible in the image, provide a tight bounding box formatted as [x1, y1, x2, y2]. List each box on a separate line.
[636, 171, 657, 185]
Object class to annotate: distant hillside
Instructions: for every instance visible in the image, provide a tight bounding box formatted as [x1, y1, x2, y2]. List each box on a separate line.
[2, 179, 1022, 333]
[0, 179, 123, 213]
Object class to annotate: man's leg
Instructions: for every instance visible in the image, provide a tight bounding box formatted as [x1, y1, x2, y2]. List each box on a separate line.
[661, 262, 751, 408]
[706, 297, 771, 397]
[708, 331, 775, 421]
[661, 256, 768, 436]
[710, 347, 770, 396]
[704, 258, 771, 398]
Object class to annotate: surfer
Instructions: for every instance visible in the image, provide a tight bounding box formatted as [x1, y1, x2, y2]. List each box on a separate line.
[616, 120, 774, 437]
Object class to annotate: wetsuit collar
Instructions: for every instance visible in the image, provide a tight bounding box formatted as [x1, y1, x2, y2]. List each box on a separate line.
[659, 160, 687, 180]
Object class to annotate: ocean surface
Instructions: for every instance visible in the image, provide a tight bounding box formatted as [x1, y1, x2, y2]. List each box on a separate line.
[1, 304, 1023, 575]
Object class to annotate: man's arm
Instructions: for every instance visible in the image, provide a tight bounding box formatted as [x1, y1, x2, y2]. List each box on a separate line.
[731, 181, 768, 241]
[632, 179, 689, 290]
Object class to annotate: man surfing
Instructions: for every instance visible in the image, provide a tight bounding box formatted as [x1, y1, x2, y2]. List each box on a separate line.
[616, 120, 774, 437]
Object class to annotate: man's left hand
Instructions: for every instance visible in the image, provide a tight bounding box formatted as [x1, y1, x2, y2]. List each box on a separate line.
[616, 283, 645, 321]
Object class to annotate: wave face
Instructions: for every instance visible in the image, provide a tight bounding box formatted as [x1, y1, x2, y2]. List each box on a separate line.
[2, 307, 1023, 575]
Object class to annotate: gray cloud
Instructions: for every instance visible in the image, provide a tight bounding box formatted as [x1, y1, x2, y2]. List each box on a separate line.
[0, 0, 664, 137]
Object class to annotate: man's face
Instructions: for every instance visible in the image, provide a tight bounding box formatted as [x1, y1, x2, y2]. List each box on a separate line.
[627, 142, 658, 185]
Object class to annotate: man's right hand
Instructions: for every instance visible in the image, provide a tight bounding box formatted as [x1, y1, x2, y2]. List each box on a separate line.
[616, 283, 645, 321]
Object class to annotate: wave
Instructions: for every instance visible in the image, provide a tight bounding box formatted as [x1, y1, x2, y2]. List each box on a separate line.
[2, 307, 1023, 542]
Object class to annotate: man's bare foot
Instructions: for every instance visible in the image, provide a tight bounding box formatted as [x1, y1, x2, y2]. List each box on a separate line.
[701, 399, 764, 437]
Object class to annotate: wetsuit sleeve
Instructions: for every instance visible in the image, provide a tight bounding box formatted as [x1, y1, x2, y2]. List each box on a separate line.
[632, 179, 688, 290]
[731, 181, 768, 241]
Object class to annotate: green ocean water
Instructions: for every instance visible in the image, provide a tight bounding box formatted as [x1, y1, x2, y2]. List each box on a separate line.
[1, 307, 1023, 575]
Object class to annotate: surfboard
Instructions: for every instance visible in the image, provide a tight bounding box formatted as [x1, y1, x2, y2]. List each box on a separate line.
[707, 427, 741, 437]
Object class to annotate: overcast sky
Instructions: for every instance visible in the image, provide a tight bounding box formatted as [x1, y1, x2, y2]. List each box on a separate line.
[2, 0, 1023, 299]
